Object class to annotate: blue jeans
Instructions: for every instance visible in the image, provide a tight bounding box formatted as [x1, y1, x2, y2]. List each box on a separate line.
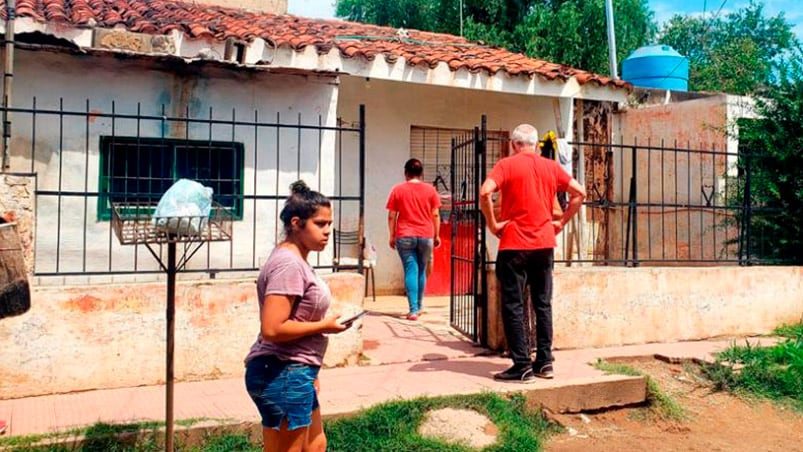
[244, 355, 320, 430]
[395, 237, 433, 314]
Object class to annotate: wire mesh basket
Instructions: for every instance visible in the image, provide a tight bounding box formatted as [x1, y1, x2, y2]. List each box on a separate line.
[111, 201, 234, 245]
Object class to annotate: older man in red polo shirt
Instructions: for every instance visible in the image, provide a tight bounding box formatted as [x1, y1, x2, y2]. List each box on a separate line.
[480, 124, 586, 383]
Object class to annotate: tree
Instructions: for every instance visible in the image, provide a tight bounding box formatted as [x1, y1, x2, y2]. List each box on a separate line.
[734, 48, 803, 263]
[510, 0, 656, 75]
[659, 1, 798, 94]
[334, 0, 538, 37]
[335, 0, 656, 77]
[334, 0, 439, 30]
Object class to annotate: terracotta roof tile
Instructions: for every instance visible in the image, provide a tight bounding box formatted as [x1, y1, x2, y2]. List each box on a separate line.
[1, 0, 629, 89]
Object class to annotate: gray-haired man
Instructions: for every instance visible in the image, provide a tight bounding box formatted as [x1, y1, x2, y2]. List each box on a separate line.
[480, 124, 586, 382]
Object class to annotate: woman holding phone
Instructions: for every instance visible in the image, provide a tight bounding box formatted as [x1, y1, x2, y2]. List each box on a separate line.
[244, 180, 347, 452]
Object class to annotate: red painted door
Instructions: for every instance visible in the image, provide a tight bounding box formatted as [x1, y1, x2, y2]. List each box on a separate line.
[425, 222, 451, 295]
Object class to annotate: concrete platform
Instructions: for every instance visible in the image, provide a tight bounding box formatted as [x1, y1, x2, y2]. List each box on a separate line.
[0, 295, 773, 439]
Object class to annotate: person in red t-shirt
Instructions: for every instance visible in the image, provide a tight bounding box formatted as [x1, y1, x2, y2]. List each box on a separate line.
[386, 159, 442, 320]
[480, 124, 586, 383]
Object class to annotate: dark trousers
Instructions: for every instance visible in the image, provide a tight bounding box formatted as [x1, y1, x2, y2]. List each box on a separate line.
[495, 248, 554, 366]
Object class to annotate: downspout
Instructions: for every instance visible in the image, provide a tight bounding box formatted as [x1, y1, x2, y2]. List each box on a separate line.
[2, 0, 15, 170]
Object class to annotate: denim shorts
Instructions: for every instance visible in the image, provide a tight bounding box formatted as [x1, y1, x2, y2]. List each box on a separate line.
[244, 355, 321, 430]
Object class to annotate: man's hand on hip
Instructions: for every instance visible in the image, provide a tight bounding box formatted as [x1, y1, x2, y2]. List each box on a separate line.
[491, 220, 510, 238]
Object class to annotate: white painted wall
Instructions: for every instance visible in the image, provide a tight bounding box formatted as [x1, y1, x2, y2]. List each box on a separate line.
[6, 49, 340, 284]
[336, 75, 566, 292]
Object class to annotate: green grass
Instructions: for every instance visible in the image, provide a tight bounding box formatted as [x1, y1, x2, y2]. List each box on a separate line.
[2, 394, 557, 451]
[0, 419, 221, 452]
[0, 422, 163, 452]
[182, 433, 259, 452]
[773, 321, 803, 339]
[325, 392, 558, 452]
[702, 321, 803, 411]
[593, 359, 686, 421]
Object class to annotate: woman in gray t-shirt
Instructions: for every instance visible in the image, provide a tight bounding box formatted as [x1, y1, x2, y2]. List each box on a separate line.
[244, 180, 347, 452]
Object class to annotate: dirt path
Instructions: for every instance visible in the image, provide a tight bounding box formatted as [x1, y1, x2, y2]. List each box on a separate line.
[545, 357, 803, 452]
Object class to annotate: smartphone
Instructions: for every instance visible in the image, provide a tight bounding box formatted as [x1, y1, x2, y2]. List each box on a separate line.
[340, 310, 367, 327]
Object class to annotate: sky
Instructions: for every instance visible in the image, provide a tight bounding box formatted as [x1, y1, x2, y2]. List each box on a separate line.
[287, 0, 802, 43]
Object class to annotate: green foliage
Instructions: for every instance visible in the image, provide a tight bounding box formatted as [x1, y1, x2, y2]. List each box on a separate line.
[0, 422, 161, 451]
[775, 320, 803, 339]
[335, 0, 799, 94]
[509, 0, 656, 75]
[659, 1, 798, 94]
[187, 434, 260, 452]
[704, 325, 803, 411]
[335, 0, 440, 30]
[733, 48, 803, 263]
[335, 0, 655, 76]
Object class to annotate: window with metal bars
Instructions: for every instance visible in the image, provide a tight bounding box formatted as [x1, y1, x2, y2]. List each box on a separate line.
[97, 137, 245, 221]
[409, 126, 508, 213]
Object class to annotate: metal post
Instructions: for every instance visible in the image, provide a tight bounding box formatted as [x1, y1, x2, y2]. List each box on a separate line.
[459, 0, 464, 37]
[450, 137, 456, 321]
[743, 153, 752, 265]
[576, 99, 586, 264]
[478, 115, 488, 346]
[357, 105, 365, 273]
[2, 0, 16, 170]
[624, 177, 634, 266]
[471, 125, 480, 343]
[604, 0, 619, 79]
[165, 242, 176, 451]
[631, 145, 638, 266]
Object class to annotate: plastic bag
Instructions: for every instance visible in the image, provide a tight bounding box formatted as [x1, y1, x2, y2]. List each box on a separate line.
[556, 138, 573, 177]
[152, 179, 214, 236]
[363, 235, 377, 266]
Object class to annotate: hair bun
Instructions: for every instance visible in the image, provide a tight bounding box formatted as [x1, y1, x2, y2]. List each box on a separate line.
[290, 180, 310, 195]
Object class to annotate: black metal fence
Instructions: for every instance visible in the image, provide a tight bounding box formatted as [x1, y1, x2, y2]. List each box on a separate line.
[449, 127, 483, 343]
[1, 99, 365, 278]
[444, 118, 785, 347]
[555, 139, 772, 266]
[450, 132, 779, 268]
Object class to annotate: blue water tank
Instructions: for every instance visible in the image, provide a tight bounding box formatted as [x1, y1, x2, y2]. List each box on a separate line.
[622, 44, 689, 91]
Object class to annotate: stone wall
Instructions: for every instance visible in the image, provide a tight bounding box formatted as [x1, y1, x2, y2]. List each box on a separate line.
[0, 175, 35, 274]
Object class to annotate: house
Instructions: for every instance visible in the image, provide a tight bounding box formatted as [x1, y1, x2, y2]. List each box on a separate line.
[2, 0, 797, 400]
[1, 0, 630, 291]
[0, 0, 631, 397]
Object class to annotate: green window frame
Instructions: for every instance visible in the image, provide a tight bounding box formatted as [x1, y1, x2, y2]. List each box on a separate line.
[97, 136, 245, 221]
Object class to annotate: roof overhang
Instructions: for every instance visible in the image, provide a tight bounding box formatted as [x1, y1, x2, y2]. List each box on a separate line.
[4, 17, 627, 104]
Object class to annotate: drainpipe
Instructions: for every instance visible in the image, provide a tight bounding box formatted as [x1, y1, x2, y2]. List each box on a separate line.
[2, 0, 15, 170]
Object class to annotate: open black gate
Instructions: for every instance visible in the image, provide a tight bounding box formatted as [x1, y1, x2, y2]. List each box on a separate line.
[449, 117, 488, 344]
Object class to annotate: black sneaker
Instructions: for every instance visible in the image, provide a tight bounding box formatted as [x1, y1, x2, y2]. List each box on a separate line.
[533, 361, 554, 379]
[493, 364, 536, 383]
